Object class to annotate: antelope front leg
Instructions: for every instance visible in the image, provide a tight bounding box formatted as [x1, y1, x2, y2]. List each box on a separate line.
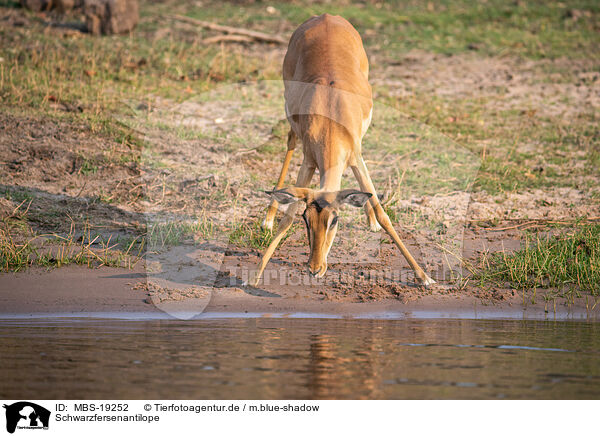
[251, 202, 299, 287]
[351, 157, 435, 287]
[262, 129, 297, 230]
[251, 162, 315, 287]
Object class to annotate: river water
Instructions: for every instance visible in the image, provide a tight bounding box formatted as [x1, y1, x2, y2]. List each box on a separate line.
[1, 317, 599, 399]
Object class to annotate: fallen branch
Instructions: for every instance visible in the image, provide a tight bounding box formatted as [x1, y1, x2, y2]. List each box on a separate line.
[202, 34, 254, 44]
[483, 217, 600, 231]
[169, 14, 287, 45]
[489, 221, 539, 231]
[234, 149, 258, 158]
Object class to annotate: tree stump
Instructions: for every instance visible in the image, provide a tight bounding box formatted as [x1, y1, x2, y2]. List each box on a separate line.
[83, 0, 138, 35]
[20, 0, 53, 11]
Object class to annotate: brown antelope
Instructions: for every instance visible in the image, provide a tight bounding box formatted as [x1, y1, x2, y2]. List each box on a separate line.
[251, 14, 434, 287]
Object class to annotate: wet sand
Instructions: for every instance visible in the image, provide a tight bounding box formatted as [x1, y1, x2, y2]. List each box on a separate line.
[0, 265, 598, 321]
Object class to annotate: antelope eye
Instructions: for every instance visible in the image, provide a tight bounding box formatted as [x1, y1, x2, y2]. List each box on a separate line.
[330, 215, 339, 228]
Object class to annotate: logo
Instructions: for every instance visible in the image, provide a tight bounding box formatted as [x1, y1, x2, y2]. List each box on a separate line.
[3, 402, 50, 434]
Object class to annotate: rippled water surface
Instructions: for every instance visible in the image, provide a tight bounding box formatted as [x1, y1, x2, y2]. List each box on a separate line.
[1, 318, 599, 399]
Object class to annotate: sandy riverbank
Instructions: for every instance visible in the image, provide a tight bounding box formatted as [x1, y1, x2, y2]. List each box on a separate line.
[1, 265, 598, 321]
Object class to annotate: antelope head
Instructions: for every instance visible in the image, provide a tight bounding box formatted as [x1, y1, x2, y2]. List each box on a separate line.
[269, 187, 372, 278]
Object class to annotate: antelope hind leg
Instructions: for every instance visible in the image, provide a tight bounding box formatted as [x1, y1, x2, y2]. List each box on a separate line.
[364, 199, 382, 232]
[351, 166, 382, 232]
[262, 129, 297, 230]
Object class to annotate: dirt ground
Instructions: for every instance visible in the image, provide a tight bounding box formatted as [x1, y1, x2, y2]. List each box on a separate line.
[1, 263, 598, 320]
[1, 1, 599, 317]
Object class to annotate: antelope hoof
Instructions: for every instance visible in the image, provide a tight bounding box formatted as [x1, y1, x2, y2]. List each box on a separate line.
[369, 221, 382, 232]
[420, 275, 436, 287]
[261, 217, 274, 231]
[247, 275, 261, 288]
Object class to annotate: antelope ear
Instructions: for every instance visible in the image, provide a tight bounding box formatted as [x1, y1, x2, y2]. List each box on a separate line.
[266, 187, 311, 204]
[337, 189, 372, 208]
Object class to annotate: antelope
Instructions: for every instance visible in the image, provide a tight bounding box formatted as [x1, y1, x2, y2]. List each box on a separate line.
[250, 14, 435, 287]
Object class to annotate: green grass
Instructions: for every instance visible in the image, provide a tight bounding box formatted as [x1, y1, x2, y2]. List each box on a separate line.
[228, 220, 275, 250]
[2, 188, 34, 204]
[474, 223, 600, 297]
[0, 220, 142, 272]
[0, 13, 280, 111]
[78, 157, 100, 175]
[383, 205, 398, 223]
[228, 219, 300, 250]
[174, 0, 599, 59]
[1, 0, 597, 199]
[376, 93, 599, 196]
[146, 217, 214, 251]
[0, 196, 143, 272]
[0, 205, 218, 271]
[2, 0, 597, 114]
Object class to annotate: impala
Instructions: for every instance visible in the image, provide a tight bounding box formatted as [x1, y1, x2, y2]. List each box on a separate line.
[251, 14, 434, 287]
